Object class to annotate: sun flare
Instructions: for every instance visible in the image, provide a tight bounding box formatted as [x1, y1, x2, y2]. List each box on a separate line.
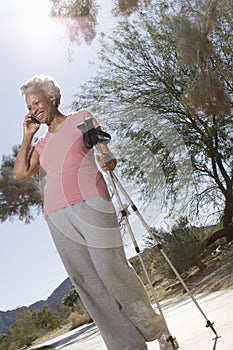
[18, 0, 64, 40]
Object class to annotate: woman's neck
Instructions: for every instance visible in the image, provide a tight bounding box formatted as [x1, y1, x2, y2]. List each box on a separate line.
[48, 113, 67, 133]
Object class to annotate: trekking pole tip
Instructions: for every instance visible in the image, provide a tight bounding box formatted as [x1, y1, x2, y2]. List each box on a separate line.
[166, 335, 179, 349]
[206, 320, 219, 337]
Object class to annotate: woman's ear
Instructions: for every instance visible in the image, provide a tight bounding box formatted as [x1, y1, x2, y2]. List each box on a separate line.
[50, 96, 56, 106]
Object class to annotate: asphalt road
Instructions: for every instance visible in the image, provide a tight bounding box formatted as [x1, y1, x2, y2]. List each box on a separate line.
[32, 289, 233, 350]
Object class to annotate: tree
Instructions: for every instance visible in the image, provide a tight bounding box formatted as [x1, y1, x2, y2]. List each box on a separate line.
[7, 306, 64, 350]
[142, 219, 204, 278]
[50, 0, 99, 47]
[0, 146, 43, 223]
[0, 334, 9, 350]
[8, 308, 39, 349]
[72, 0, 233, 241]
[63, 288, 87, 314]
[63, 288, 80, 312]
[34, 305, 63, 332]
[49, 0, 152, 46]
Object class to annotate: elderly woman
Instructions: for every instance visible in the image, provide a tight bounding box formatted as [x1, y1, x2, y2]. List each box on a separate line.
[13, 75, 172, 350]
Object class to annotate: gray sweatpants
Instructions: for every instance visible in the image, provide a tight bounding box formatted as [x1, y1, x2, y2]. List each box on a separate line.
[46, 198, 166, 350]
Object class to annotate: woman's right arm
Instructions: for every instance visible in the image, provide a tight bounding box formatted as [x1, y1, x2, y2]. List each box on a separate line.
[13, 114, 40, 181]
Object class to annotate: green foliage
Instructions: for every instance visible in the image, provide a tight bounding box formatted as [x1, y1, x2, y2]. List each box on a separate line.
[50, 0, 98, 47]
[49, 0, 152, 46]
[63, 288, 87, 315]
[63, 288, 79, 311]
[7, 306, 64, 350]
[8, 308, 39, 350]
[0, 297, 90, 350]
[62, 289, 91, 329]
[34, 305, 63, 332]
[0, 146, 42, 223]
[0, 333, 9, 350]
[143, 218, 204, 278]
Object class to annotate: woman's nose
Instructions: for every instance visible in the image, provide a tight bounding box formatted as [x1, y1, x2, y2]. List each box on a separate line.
[31, 106, 38, 116]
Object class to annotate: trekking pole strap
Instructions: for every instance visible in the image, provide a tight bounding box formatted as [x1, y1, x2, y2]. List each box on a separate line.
[77, 117, 111, 149]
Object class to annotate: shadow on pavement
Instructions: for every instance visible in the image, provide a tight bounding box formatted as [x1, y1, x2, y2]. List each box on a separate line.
[48, 323, 99, 349]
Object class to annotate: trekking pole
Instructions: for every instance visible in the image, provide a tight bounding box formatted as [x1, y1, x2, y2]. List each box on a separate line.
[108, 171, 220, 350]
[108, 172, 220, 350]
[106, 170, 179, 350]
[77, 118, 220, 348]
[110, 171, 220, 340]
[77, 118, 178, 349]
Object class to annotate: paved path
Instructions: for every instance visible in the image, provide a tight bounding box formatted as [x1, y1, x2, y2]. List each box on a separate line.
[32, 290, 233, 350]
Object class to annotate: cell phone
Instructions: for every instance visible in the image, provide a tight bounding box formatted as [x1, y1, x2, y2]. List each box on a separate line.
[31, 116, 41, 124]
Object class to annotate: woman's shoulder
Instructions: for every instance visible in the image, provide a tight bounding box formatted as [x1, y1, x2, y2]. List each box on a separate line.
[68, 110, 99, 127]
[69, 109, 94, 120]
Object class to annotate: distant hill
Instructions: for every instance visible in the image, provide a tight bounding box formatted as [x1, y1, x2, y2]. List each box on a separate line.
[0, 278, 72, 334]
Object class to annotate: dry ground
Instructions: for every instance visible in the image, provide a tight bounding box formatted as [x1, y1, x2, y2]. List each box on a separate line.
[153, 241, 233, 300]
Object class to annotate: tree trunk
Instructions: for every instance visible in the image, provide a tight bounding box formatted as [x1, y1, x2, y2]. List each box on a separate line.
[222, 183, 233, 228]
[205, 183, 233, 247]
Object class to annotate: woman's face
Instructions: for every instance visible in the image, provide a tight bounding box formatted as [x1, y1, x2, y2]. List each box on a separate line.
[25, 88, 57, 124]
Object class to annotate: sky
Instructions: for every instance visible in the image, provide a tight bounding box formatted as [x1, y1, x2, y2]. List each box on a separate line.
[0, 0, 121, 312]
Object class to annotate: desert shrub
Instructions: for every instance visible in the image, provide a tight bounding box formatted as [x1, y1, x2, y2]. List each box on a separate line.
[7, 305, 64, 350]
[8, 308, 39, 350]
[144, 218, 204, 278]
[69, 312, 92, 330]
[0, 334, 9, 350]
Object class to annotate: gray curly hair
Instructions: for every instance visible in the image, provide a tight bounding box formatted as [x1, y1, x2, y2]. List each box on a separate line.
[20, 75, 62, 107]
